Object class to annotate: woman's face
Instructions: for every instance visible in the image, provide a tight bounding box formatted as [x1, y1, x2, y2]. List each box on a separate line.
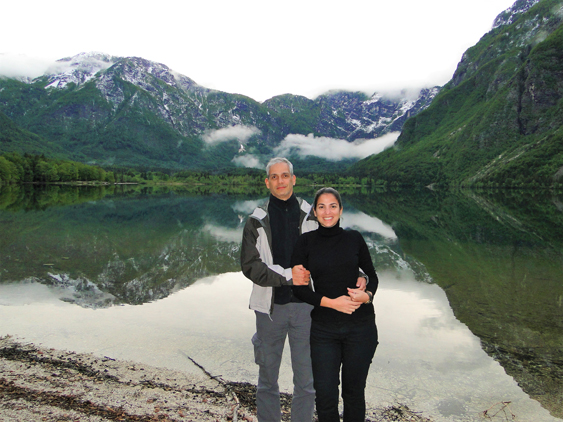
[314, 193, 343, 228]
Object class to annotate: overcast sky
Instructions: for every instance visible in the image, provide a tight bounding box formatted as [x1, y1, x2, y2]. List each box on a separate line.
[1, 0, 516, 102]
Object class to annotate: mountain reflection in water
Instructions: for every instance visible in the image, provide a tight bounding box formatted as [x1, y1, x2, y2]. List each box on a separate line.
[0, 185, 561, 422]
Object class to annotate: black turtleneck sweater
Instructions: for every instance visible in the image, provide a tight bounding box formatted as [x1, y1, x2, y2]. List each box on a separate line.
[291, 222, 378, 323]
[268, 193, 302, 304]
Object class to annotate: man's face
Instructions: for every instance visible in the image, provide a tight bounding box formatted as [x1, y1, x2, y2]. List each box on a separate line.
[265, 162, 296, 201]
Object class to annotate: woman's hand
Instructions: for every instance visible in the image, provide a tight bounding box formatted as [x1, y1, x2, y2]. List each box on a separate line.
[348, 288, 370, 303]
[322, 295, 362, 314]
[292, 265, 310, 286]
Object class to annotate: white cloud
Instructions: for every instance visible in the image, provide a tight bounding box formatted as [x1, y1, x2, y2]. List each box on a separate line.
[0, 52, 114, 82]
[232, 199, 266, 215]
[274, 132, 400, 161]
[202, 125, 261, 145]
[0, 53, 54, 79]
[232, 154, 263, 169]
[201, 223, 242, 243]
[341, 211, 397, 239]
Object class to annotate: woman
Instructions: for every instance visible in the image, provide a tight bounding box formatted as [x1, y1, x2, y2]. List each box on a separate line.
[291, 187, 378, 422]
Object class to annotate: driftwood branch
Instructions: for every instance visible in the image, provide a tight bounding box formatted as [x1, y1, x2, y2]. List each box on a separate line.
[181, 352, 241, 422]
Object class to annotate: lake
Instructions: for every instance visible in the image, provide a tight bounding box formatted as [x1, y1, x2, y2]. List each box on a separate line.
[0, 184, 561, 422]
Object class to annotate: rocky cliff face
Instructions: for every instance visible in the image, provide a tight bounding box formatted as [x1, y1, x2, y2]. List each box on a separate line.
[313, 89, 439, 141]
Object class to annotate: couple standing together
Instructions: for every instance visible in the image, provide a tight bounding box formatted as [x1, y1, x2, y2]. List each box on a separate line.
[241, 157, 379, 422]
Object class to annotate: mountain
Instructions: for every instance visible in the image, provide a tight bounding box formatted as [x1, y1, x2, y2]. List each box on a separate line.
[349, 0, 563, 189]
[263, 88, 439, 142]
[0, 52, 438, 171]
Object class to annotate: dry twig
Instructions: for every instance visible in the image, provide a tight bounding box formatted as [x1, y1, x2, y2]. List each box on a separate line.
[482, 401, 516, 421]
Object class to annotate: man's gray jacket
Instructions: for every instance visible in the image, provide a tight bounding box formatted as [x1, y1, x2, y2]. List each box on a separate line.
[241, 197, 318, 315]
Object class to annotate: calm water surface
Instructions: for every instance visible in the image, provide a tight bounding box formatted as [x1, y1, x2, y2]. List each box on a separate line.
[0, 185, 561, 422]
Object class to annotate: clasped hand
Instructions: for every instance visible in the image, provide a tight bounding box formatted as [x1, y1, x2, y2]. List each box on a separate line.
[347, 287, 369, 303]
[332, 289, 369, 314]
[292, 265, 370, 315]
[331, 295, 362, 314]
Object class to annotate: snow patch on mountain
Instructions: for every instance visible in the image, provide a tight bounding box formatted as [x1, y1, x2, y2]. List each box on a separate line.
[341, 87, 439, 139]
[42, 52, 202, 96]
[365, 94, 383, 105]
[45, 52, 116, 89]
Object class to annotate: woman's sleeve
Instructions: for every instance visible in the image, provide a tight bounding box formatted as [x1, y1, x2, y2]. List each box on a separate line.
[291, 235, 323, 307]
[358, 232, 379, 295]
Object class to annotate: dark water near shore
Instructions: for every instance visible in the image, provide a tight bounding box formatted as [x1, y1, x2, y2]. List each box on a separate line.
[0, 184, 561, 421]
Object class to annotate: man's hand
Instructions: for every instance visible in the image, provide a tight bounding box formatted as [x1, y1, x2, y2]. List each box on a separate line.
[292, 265, 310, 286]
[347, 288, 370, 303]
[356, 277, 367, 291]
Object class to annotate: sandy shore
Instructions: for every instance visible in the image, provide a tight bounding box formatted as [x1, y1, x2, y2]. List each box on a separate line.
[0, 335, 431, 421]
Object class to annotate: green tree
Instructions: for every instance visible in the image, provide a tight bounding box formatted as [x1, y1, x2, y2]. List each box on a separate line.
[57, 162, 79, 182]
[0, 156, 18, 182]
[35, 161, 59, 182]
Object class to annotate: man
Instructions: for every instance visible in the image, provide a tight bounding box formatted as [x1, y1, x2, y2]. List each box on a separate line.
[241, 157, 366, 422]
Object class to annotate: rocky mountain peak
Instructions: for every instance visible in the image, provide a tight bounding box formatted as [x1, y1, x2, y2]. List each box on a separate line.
[42, 52, 201, 94]
[111, 56, 200, 93]
[44, 52, 117, 89]
[492, 0, 541, 28]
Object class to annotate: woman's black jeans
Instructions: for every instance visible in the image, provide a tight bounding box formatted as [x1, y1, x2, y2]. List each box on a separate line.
[310, 317, 378, 422]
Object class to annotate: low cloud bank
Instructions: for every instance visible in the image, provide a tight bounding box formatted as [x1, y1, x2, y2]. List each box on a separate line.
[232, 154, 262, 169]
[201, 223, 242, 243]
[0, 53, 53, 79]
[0, 53, 115, 81]
[274, 132, 400, 161]
[202, 125, 261, 145]
[232, 200, 266, 215]
[341, 211, 397, 239]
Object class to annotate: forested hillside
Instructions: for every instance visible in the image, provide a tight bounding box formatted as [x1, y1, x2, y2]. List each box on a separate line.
[0, 111, 67, 157]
